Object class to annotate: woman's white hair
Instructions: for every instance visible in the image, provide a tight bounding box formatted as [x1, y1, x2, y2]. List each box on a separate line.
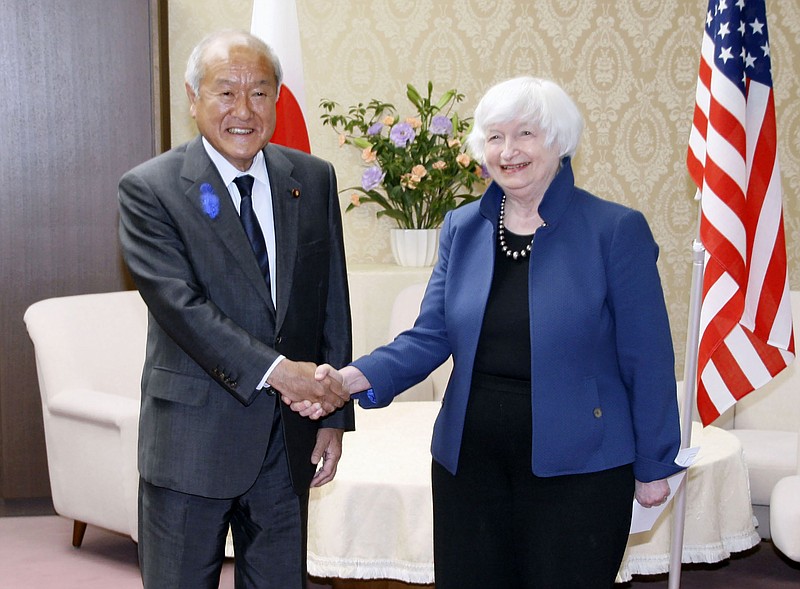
[466, 76, 584, 163]
[184, 29, 283, 96]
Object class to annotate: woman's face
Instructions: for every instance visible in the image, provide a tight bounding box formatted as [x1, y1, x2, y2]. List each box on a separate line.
[482, 119, 562, 201]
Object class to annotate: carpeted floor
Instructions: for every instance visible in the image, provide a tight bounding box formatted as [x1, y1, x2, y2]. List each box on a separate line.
[1, 513, 798, 588]
[0, 515, 233, 589]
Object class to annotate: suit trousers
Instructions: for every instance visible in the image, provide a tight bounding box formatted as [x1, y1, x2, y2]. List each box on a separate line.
[432, 372, 634, 589]
[138, 402, 308, 589]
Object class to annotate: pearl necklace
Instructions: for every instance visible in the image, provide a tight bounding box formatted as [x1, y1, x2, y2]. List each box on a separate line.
[498, 194, 546, 261]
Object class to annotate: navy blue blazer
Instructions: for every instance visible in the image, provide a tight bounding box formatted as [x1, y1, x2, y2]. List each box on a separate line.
[353, 160, 682, 483]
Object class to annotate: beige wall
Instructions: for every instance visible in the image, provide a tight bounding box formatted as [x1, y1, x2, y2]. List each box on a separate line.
[168, 0, 800, 377]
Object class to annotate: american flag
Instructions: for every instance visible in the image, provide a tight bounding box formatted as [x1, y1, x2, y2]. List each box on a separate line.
[687, 0, 794, 425]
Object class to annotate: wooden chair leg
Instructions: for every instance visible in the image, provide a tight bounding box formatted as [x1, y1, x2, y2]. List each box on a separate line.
[72, 520, 87, 547]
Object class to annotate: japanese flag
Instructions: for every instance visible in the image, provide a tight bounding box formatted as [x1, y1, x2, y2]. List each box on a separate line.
[251, 0, 311, 153]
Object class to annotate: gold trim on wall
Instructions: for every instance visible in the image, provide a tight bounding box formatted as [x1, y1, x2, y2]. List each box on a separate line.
[150, 0, 171, 154]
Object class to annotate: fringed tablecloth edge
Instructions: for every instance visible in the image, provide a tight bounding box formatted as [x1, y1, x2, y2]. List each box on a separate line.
[308, 555, 435, 585]
[616, 528, 762, 582]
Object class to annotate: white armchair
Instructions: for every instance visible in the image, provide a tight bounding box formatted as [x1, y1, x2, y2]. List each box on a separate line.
[707, 290, 800, 539]
[24, 290, 147, 547]
[386, 282, 451, 402]
[770, 427, 800, 561]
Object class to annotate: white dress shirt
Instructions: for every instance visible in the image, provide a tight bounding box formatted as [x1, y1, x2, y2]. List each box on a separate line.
[201, 138, 284, 388]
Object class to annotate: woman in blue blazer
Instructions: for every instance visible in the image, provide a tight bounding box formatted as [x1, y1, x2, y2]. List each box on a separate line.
[314, 77, 683, 588]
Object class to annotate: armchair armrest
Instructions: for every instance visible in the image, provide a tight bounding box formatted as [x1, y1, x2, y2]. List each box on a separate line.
[47, 388, 139, 426]
[42, 387, 140, 538]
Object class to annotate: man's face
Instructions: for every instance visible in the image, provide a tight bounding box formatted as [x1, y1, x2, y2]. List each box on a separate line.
[187, 42, 278, 171]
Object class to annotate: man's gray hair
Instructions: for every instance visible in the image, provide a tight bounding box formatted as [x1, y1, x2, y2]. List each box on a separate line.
[184, 29, 283, 96]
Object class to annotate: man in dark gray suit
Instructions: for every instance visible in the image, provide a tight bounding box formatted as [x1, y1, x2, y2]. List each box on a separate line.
[118, 29, 353, 588]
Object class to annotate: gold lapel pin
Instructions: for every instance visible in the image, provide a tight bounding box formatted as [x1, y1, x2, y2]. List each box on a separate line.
[291, 188, 300, 198]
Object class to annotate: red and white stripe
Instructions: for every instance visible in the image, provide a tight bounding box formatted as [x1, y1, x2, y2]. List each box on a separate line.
[251, 0, 311, 153]
[687, 15, 794, 426]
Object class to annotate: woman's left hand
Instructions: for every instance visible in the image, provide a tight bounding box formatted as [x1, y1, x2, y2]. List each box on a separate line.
[635, 478, 670, 508]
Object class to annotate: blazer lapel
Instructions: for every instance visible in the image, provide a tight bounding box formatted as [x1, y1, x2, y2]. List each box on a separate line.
[264, 144, 302, 332]
[180, 137, 276, 315]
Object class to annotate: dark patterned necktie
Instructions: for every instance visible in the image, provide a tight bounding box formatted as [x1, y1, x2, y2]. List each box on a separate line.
[234, 175, 271, 291]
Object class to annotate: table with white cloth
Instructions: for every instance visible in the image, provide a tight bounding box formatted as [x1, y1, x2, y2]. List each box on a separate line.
[306, 403, 760, 584]
[617, 421, 760, 581]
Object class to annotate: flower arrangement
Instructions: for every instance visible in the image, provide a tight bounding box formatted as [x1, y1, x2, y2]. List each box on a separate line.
[320, 83, 487, 229]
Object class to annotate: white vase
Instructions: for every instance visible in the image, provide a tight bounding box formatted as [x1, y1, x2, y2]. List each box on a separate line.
[390, 228, 440, 267]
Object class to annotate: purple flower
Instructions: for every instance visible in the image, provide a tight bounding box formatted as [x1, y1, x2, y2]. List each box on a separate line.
[361, 166, 385, 191]
[389, 122, 415, 147]
[367, 122, 384, 136]
[200, 183, 220, 219]
[430, 115, 453, 136]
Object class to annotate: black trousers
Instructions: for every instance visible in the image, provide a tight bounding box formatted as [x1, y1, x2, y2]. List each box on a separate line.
[138, 406, 307, 589]
[432, 372, 634, 589]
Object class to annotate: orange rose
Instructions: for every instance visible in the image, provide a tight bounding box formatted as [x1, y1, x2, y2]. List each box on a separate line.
[411, 164, 427, 178]
[401, 173, 419, 189]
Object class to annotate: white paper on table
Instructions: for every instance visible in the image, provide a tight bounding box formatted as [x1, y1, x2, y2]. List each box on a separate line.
[629, 446, 700, 535]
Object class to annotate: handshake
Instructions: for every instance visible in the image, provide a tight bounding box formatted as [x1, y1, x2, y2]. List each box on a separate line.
[267, 359, 361, 420]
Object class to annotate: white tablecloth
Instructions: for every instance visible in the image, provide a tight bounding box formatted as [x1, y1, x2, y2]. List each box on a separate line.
[308, 403, 438, 583]
[617, 422, 760, 582]
[307, 403, 759, 584]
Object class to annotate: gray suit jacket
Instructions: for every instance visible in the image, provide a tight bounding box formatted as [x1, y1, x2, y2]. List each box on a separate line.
[119, 137, 353, 498]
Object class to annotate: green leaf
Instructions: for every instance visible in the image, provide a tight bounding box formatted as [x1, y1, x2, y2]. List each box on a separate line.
[434, 89, 456, 111]
[379, 209, 406, 222]
[406, 84, 423, 109]
[350, 136, 372, 149]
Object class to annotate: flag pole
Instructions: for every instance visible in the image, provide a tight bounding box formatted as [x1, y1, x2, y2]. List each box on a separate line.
[667, 197, 705, 589]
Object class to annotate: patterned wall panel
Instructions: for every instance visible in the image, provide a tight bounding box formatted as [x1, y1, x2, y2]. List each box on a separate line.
[169, 0, 800, 376]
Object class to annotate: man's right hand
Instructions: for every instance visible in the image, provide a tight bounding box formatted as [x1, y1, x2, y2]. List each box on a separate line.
[266, 360, 349, 417]
[284, 364, 368, 420]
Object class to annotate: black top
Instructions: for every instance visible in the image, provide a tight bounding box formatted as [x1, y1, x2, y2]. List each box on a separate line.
[473, 229, 533, 381]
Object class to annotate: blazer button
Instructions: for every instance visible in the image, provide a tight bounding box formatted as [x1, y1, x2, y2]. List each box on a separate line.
[593, 407, 603, 418]
[275, 336, 283, 345]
